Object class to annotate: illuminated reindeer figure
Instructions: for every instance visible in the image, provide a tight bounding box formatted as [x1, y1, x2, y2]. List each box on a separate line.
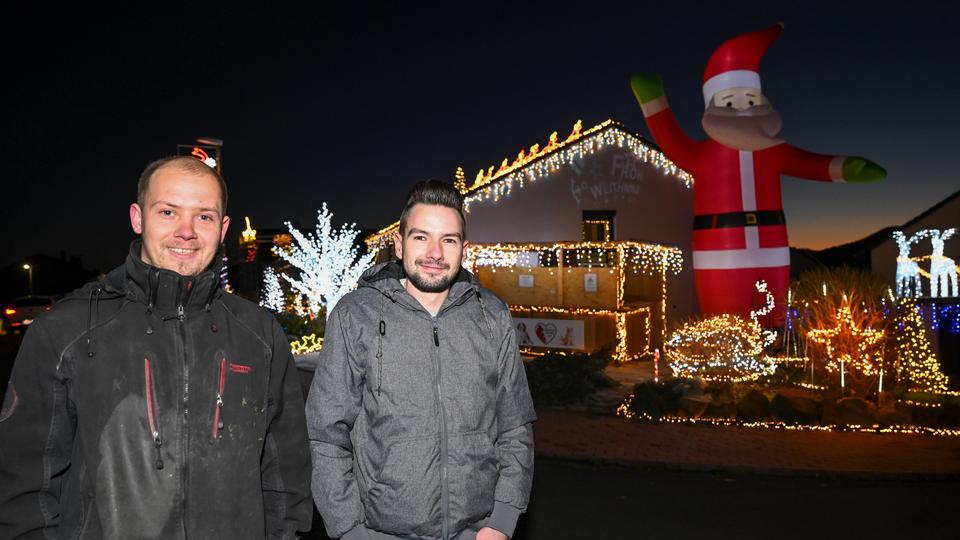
[929, 228, 958, 298]
[894, 230, 925, 298]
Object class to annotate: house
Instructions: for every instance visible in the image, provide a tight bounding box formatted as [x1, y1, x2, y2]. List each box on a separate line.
[366, 119, 696, 362]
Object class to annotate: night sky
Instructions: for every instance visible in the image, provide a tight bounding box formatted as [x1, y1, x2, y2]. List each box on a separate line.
[5, 3, 957, 273]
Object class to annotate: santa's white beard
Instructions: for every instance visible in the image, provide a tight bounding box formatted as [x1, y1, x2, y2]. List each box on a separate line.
[702, 103, 784, 151]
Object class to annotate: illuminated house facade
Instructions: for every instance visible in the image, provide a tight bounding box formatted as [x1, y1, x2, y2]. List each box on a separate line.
[366, 120, 695, 361]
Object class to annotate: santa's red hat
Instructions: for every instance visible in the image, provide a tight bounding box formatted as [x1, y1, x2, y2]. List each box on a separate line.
[702, 23, 783, 106]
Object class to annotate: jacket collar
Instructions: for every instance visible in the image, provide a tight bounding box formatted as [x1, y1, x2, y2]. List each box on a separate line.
[109, 239, 223, 317]
[360, 260, 478, 315]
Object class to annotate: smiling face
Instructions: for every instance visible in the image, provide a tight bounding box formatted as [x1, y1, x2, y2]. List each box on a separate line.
[129, 164, 230, 276]
[702, 86, 783, 151]
[393, 203, 466, 295]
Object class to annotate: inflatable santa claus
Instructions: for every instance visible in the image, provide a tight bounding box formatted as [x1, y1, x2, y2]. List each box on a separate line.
[631, 23, 884, 325]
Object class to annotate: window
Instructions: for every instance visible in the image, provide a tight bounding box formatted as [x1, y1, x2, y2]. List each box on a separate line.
[582, 210, 615, 242]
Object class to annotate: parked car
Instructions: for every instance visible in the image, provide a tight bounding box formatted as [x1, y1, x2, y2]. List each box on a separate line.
[3, 295, 55, 334]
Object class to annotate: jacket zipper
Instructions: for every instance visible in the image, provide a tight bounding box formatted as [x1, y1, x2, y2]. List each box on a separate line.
[213, 356, 226, 439]
[175, 278, 189, 537]
[432, 322, 449, 540]
[144, 357, 164, 470]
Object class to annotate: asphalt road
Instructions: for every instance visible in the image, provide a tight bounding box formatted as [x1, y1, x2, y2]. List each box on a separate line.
[300, 458, 958, 539]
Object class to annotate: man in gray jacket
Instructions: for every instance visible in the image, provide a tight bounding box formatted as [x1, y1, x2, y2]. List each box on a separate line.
[306, 180, 536, 540]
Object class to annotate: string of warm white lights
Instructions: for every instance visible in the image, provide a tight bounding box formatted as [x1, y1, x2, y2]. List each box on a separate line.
[895, 299, 950, 392]
[665, 281, 777, 382]
[510, 304, 652, 363]
[365, 119, 693, 251]
[806, 305, 885, 385]
[614, 399, 960, 436]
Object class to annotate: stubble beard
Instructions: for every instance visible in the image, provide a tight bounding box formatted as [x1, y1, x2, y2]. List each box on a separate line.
[404, 258, 457, 293]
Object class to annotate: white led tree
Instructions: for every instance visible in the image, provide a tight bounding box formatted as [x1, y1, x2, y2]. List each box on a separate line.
[275, 203, 375, 320]
[260, 267, 285, 312]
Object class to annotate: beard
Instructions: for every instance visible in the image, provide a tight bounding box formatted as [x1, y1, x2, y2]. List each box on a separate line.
[404, 257, 458, 293]
[701, 103, 784, 151]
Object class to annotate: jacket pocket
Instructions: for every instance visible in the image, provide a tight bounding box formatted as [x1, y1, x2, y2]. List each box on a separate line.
[143, 357, 164, 470]
[364, 435, 442, 537]
[452, 431, 498, 522]
[212, 355, 226, 439]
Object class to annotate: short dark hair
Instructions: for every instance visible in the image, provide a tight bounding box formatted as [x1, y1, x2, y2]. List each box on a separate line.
[398, 180, 466, 238]
[137, 156, 228, 213]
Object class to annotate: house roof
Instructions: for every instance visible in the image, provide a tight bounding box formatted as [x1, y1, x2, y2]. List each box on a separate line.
[365, 119, 693, 250]
[899, 188, 960, 230]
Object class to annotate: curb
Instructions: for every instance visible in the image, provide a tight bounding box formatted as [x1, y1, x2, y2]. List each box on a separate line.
[534, 451, 960, 482]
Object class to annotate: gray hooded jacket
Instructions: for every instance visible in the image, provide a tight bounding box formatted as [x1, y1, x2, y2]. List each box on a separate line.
[306, 262, 535, 540]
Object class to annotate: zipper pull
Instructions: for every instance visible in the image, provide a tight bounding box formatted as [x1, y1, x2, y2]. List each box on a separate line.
[216, 393, 224, 430]
[153, 432, 164, 470]
[433, 327, 439, 347]
[177, 305, 185, 321]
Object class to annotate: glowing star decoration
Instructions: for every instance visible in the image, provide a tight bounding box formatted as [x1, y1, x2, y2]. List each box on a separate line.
[289, 334, 324, 355]
[260, 267, 285, 313]
[806, 305, 884, 388]
[190, 146, 218, 169]
[929, 228, 958, 298]
[894, 299, 949, 392]
[665, 281, 777, 382]
[274, 203, 376, 320]
[364, 119, 693, 251]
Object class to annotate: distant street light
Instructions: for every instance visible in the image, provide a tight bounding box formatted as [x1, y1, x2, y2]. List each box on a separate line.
[23, 263, 33, 296]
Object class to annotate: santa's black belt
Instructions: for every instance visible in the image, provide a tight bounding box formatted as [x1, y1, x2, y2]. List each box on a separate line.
[693, 210, 786, 229]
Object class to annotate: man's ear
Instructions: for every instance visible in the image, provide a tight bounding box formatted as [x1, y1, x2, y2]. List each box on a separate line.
[461, 240, 469, 262]
[220, 215, 231, 244]
[393, 230, 403, 260]
[130, 203, 143, 234]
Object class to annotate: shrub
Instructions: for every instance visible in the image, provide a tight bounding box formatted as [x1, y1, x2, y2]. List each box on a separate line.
[523, 348, 615, 407]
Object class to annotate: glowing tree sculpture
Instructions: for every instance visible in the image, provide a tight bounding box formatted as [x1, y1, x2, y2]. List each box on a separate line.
[274, 203, 375, 320]
[894, 230, 926, 298]
[929, 228, 958, 298]
[665, 280, 777, 382]
[260, 267, 285, 313]
[894, 299, 949, 392]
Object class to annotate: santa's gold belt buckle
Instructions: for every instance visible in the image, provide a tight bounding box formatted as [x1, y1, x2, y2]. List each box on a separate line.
[744, 212, 758, 225]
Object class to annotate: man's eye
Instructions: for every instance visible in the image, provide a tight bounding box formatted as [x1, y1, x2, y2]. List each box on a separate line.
[199, 215, 211, 221]
[160, 210, 173, 216]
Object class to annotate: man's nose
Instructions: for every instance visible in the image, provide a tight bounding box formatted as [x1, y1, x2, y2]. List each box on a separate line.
[174, 217, 198, 239]
[426, 239, 443, 259]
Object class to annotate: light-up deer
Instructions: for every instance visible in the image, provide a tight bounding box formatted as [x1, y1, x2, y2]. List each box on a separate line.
[894, 230, 925, 298]
[929, 228, 958, 298]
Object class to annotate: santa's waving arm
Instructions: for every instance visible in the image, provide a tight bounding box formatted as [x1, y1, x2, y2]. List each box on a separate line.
[780, 144, 886, 183]
[630, 73, 700, 171]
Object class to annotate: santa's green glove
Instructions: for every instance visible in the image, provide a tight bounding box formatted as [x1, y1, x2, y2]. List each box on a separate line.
[842, 157, 886, 183]
[630, 73, 665, 105]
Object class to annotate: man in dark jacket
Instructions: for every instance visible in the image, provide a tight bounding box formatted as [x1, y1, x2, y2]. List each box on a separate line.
[307, 181, 536, 540]
[0, 156, 312, 539]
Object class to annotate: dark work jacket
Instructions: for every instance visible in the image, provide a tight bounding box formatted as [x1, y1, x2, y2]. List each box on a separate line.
[0, 240, 312, 539]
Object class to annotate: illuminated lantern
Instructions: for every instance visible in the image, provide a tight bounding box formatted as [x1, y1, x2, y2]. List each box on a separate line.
[631, 24, 885, 325]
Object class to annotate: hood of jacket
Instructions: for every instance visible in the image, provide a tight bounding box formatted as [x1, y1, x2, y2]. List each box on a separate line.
[357, 260, 480, 316]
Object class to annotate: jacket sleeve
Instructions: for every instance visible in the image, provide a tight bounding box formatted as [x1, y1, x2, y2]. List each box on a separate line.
[305, 306, 367, 539]
[0, 320, 75, 539]
[487, 321, 537, 538]
[261, 320, 313, 540]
